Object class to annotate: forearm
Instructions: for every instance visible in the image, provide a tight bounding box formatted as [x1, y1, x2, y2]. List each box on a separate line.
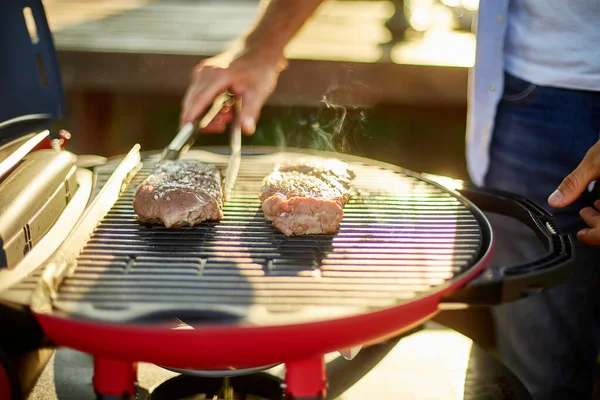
[242, 0, 325, 63]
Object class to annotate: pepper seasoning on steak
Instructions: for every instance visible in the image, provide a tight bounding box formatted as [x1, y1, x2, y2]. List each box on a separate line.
[133, 160, 223, 228]
[259, 158, 355, 236]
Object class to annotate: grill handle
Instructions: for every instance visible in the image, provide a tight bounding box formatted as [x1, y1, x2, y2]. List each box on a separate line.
[441, 183, 574, 307]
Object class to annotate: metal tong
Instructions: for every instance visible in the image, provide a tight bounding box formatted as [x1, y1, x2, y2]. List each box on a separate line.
[160, 92, 235, 161]
[160, 92, 242, 200]
[224, 97, 242, 200]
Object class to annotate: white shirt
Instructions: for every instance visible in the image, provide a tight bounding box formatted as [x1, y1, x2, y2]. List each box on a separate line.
[505, 0, 600, 91]
[466, 0, 600, 186]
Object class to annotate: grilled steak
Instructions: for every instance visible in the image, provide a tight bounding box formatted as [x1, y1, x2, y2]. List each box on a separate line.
[259, 158, 354, 236]
[132, 160, 223, 228]
[276, 158, 355, 189]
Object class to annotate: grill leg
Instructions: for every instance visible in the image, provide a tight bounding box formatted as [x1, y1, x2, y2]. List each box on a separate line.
[0, 359, 14, 400]
[93, 357, 137, 399]
[0, 347, 21, 400]
[284, 356, 326, 400]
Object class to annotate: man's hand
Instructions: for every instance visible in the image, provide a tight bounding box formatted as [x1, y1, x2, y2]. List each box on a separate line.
[179, 0, 325, 135]
[577, 203, 600, 245]
[180, 50, 284, 135]
[548, 141, 600, 245]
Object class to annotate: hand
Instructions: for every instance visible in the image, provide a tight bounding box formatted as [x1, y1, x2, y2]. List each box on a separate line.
[577, 203, 600, 245]
[548, 141, 600, 245]
[180, 50, 285, 135]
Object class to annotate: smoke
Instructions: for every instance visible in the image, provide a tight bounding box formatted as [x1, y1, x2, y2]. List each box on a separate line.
[311, 89, 371, 156]
[306, 95, 345, 153]
[254, 85, 371, 156]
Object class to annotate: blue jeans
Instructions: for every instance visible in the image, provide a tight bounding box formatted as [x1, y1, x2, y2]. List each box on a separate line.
[484, 72, 600, 399]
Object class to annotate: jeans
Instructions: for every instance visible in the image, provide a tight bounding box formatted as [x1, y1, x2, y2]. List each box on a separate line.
[484, 72, 600, 399]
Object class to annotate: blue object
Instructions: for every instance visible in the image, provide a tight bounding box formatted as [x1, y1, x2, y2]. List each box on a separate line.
[0, 0, 65, 142]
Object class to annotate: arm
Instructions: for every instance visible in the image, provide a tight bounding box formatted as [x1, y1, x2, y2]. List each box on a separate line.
[244, 0, 326, 66]
[180, 0, 326, 134]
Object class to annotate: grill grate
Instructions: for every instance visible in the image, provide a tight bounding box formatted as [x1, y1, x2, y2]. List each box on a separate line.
[54, 152, 483, 319]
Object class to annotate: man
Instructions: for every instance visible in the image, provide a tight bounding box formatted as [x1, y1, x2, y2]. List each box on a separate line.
[180, 1, 600, 398]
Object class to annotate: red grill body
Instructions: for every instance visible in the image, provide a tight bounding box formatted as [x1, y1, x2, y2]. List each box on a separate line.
[0, 145, 572, 399]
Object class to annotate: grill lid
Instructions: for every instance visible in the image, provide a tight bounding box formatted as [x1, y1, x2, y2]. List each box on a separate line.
[0, 148, 77, 269]
[41, 148, 490, 325]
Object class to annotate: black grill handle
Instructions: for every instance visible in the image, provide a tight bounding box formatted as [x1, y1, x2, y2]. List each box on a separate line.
[441, 183, 574, 307]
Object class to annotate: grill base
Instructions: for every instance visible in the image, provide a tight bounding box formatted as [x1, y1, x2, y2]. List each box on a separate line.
[147, 373, 284, 400]
[86, 327, 533, 400]
[92, 354, 326, 399]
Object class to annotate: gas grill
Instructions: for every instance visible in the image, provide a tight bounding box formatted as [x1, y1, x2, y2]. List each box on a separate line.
[0, 140, 573, 400]
[0, 1, 574, 399]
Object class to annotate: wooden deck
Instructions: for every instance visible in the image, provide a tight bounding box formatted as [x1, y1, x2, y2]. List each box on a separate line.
[44, 0, 475, 107]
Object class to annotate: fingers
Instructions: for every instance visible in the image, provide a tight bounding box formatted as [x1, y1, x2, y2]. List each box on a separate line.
[197, 87, 269, 136]
[580, 206, 600, 228]
[577, 201, 600, 245]
[238, 91, 259, 135]
[201, 108, 233, 134]
[548, 169, 590, 208]
[180, 65, 231, 127]
[238, 84, 275, 135]
[577, 227, 600, 246]
[180, 53, 282, 135]
[548, 142, 600, 208]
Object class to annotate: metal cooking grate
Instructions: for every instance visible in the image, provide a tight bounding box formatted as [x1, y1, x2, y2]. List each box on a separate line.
[54, 152, 484, 319]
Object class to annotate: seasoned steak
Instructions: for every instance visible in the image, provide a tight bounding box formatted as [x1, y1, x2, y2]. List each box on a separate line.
[259, 158, 354, 236]
[132, 160, 223, 228]
[276, 158, 356, 189]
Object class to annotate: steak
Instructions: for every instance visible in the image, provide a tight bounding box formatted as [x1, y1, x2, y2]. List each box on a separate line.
[276, 158, 355, 189]
[132, 160, 223, 228]
[259, 158, 354, 236]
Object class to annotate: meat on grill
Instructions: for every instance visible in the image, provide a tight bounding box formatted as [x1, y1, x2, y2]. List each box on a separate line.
[132, 160, 223, 228]
[259, 158, 355, 236]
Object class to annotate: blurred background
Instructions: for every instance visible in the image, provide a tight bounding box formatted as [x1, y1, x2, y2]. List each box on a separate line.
[43, 0, 478, 180]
